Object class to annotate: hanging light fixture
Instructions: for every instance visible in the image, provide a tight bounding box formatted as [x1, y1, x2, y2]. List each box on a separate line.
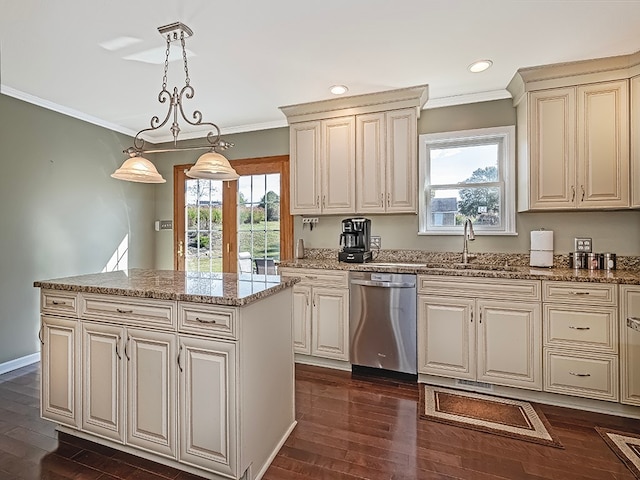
[112, 22, 238, 184]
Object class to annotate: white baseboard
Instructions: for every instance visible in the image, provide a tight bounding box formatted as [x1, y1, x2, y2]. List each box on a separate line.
[0, 352, 40, 375]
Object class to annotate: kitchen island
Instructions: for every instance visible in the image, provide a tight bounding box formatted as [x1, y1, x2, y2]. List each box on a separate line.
[34, 268, 298, 480]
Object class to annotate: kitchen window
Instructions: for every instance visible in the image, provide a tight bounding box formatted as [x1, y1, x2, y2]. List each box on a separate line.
[418, 125, 516, 235]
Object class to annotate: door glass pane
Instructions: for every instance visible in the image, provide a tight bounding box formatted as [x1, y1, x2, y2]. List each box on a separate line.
[238, 173, 280, 274]
[185, 179, 223, 272]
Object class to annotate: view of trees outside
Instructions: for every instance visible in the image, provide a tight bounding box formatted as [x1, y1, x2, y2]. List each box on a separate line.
[185, 174, 281, 273]
[429, 143, 501, 227]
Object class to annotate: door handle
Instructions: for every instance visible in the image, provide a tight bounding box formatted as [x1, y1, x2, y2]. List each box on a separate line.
[115, 335, 122, 360]
[177, 345, 183, 372]
[581, 185, 585, 202]
[124, 336, 130, 361]
[178, 240, 184, 258]
[571, 185, 575, 202]
[38, 326, 44, 345]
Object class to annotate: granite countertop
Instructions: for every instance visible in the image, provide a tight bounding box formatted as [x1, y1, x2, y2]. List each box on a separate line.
[34, 268, 299, 306]
[278, 258, 640, 285]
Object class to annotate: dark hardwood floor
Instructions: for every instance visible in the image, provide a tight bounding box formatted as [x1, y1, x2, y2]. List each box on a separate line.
[0, 362, 638, 479]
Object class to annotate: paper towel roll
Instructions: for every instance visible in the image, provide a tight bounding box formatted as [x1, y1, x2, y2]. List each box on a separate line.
[530, 230, 553, 251]
[530, 250, 554, 267]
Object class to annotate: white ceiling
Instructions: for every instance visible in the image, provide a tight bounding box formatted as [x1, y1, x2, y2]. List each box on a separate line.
[2, 0, 640, 143]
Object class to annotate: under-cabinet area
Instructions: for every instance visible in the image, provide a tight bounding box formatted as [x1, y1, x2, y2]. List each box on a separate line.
[36, 270, 296, 480]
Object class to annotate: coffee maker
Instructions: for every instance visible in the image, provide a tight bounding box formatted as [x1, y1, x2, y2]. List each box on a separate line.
[338, 217, 372, 263]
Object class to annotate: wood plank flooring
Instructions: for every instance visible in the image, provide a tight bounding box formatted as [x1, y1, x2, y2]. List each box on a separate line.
[0, 362, 639, 479]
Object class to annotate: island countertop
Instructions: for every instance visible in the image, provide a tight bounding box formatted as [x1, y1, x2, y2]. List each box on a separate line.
[34, 268, 299, 306]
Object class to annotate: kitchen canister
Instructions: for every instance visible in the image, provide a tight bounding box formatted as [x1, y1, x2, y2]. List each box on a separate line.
[569, 252, 586, 269]
[586, 253, 602, 270]
[602, 252, 617, 270]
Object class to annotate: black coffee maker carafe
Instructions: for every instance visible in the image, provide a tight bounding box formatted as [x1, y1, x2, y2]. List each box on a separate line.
[338, 217, 372, 263]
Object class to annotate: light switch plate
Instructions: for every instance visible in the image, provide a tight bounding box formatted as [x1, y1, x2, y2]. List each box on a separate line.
[574, 237, 592, 252]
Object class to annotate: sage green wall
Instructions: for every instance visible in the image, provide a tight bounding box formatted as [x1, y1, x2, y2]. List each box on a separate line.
[0, 94, 156, 366]
[294, 99, 640, 256]
[153, 128, 290, 269]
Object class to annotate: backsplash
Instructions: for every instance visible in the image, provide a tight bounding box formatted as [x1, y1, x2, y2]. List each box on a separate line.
[302, 248, 640, 270]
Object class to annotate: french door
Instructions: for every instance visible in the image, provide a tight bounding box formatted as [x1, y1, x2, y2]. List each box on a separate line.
[173, 155, 292, 273]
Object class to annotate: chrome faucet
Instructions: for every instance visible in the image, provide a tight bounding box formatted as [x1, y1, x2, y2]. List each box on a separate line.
[462, 219, 475, 264]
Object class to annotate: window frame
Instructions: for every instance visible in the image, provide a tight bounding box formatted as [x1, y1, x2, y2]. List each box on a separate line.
[418, 125, 516, 236]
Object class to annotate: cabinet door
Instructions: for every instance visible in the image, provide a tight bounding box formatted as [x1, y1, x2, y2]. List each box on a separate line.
[577, 80, 629, 208]
[620, 286, 640, 406]
[311, 287, 349, 360]
[321, 116, 355, 213]
[476, 300, 542, 390]
[41, 315, 80, 428]
[528, 88, 576, 209]
[632, 75, 640, 208]
[126, 328, 177, 458]
[386, 108, 417, 213]
[179, 336, 237, 477]
[290, 121, 321, 214]
[82, 322, 125, 443]
[417, 296, 475, 379]
[292, 284, 312, 355]
[356, 112, 386, 213]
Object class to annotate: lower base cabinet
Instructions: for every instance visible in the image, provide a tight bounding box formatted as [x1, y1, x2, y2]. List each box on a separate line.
[418, 276, 542, 391]
[40, 315, 80, 428]
[178, 336, 236, 477]
[621, 285, 640, 406]
[542, 281, 619, 402]
[39, 288, 295, 480]
[281, 268, 350, 362]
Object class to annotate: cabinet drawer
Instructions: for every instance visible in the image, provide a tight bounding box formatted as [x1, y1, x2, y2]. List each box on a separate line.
[178, 303, 237, 339]
[543, 349, 619, 402]
[41, 290, 79, 317]
[418, 275, 540, 301]
[80, 294, 177, 329]
[543, 305, 618, 353]
[543, 281, 617, 306]
[279, 268, 349, 288]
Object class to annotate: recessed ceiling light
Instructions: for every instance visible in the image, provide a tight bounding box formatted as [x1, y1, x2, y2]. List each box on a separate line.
[468, 60, 493, 73]
[330, 85, 349, 95]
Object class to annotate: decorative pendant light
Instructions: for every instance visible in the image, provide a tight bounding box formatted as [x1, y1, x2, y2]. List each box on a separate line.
[112, 22, 238, 184]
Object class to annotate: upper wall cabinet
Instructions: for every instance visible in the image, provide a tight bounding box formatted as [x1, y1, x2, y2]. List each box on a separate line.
[356, 109, 417, 213]
[632, 75, 640, 208]
[281, 85, 428, 215]
[508, 55, 639, 211]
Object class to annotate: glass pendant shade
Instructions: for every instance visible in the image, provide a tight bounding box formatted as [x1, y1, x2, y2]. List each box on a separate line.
[186, 151, 239, 180]
[111, 156, 166, 184]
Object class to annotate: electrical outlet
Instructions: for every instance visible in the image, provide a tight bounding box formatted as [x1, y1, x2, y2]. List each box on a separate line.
[371, 236, 381, 249]
[301, 217, 319, 224]
[574, 237, 592, 252]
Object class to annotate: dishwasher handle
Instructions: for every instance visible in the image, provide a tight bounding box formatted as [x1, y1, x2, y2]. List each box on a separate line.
[351, 279, 415, 288]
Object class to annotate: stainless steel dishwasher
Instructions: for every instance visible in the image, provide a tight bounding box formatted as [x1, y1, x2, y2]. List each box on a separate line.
[349, 271, 417, 375]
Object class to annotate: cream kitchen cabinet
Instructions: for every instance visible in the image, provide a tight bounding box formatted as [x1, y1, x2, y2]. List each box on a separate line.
[81, 321, 177, 457]
[40, 314, 80, 429]
[631, 75, 640, 208]
[542, 281, 619, 402]
[514, 80, 629, 211]
[280, 268, 350, 362]
[36, 269, 296, 480]
[620, 285, 640, 406]
[289, 117, 355, 215]
[282, 85, 428, 216]
[178, 335, 237, 477]
[355, 108, 417, 213]
[418, 276, 542, 390]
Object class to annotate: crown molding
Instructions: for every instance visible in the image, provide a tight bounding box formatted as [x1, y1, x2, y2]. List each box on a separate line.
[279, 84, 429, 124]
[424, 89, 512, 109]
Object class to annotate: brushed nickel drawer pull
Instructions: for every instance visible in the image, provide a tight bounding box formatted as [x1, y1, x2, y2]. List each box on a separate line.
[116, 308, 134, 314]
[568, 326, 590, 330]
[569, 372, 591, 377]
[195, 317, 217, 324]
[51, 300, 67, 305]
[569, 291, 589, 296]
